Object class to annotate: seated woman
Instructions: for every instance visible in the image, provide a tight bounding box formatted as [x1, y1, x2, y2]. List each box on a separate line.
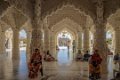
[28, 49, 43, 79]
[44, 50, 56, 61]
[76, 50, 83, 61]
[89, 50, 102, 80]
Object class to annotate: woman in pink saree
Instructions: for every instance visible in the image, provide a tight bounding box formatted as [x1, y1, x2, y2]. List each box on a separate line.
[28, 49, 42, 79]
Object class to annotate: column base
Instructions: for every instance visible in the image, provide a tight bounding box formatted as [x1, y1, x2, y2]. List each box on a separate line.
[101, 61, 108, 74]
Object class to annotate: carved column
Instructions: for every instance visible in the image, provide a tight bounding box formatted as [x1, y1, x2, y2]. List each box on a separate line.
[114, 27, 120, 54]
[40, 28, 44, 52]
[30, 0, 42, 54]
[30, 28, 42, 53]
[26, 31, 31, 61]
[44, 27, 50, 52]
[50, 30, 53, 54]
[50, 30, 56, 57]
[77, 31, 82, 51]
[94, 23, 108, 74]
[12, 28, 19, 60]
[93, 0, 108, 74]
[112, 31, 115, 53]
[83, 28, 89, 53]
[0, 31, 6, 54]
[12, 28, 20, 75]
[8, 32, 13, 50]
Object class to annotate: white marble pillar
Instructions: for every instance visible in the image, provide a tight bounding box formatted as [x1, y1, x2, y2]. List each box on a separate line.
[111, 32, 115, 53]
[42, 31, 45, 52]
[94, 24, 108, 74]
[12, 28, 19, 60]
[0, 31, 6, 54]
[77, 31, 82, 51]
[44, 27, 50, 52]
[50, 31, 56, 57]
[30, 28, 42, 54]
[114, 27, 120, 54]
[39, 29, 44, 52]
[8, 37, 12, 49]
[26, 31, 31, 61]
[83, 28, 89, 53]
[93, 0, 108, 74]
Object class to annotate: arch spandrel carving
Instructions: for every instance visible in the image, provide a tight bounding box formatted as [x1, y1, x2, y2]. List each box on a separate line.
[0, 0, 10, 18]
[54, 26, 77, 41]
[1, 6, 28, 30]
[52, 18, 81, 32]
[107, 9, 120, 29]
[46, 5, 87, 29]
[104, 0, 120, 20]
[41, 0, 96, 20]
[0, 21, 10, 32]
[7, 0, 34, 19]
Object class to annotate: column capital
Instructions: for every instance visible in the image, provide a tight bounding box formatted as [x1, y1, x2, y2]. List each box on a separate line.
[44, 26, 50, 32]
[12, 27, 20, 32]
[77, 31, 82, 34]
[93, 0, 107, 29]
[83, 27, 89, 31]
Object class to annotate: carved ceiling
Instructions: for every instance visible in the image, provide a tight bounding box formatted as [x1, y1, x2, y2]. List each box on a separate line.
[41, 0, 96, 20]
[47, 5, 87, 29]
[0, 0, 119, 20]
[0, 0, 9, 18]
[0, 0, 120, 30]
[1, 7, 28, 29]
[7, 0, 33, 19]
[104, 0, 120, 19]
[20, 20, 33, 32]
[52, 18, 82, 34]
[107, 9, 120, 28]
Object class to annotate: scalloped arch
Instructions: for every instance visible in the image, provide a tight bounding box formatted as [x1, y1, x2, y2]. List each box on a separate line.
[51, 18, 82, 32]
[41, 0, 96, 20]
[47, 5, 87, 29]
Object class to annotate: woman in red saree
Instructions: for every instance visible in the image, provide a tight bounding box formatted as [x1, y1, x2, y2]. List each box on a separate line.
[89, 50, 102, 79]
[28, 49, 42, 79]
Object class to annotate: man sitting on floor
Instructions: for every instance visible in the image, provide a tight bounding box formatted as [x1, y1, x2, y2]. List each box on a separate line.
[44, 50, 56, 61]
[83, 50, 91, 61]
[76, 50, 83, 61]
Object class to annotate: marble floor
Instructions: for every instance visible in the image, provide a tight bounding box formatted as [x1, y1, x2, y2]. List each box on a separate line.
[0, 48, 114, 80]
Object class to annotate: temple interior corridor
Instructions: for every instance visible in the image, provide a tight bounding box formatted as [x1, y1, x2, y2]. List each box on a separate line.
[0, 0, 120, 80]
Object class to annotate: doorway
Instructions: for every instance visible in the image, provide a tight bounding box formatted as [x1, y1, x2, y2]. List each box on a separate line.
[56, 30, 74, 64]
